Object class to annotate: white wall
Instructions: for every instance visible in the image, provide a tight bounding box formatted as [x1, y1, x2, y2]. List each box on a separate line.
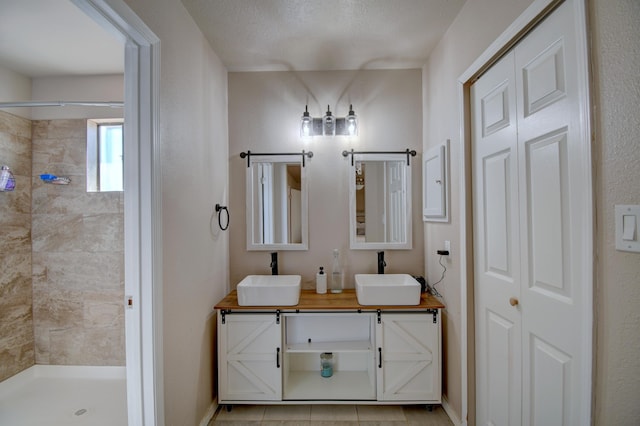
[228, 70, 424, 290]
[122, 1, 229, 424]
[590, 0, 640, 424]
[0, 65, 32, 119]
[30, 74, 124, 120]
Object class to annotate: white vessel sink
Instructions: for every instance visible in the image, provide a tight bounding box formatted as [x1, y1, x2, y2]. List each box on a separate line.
[355, 274, 421, 306]
[237, 275, 301, 306]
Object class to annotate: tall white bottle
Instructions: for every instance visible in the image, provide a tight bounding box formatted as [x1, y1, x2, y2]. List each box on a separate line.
[330, 249, 343, 294]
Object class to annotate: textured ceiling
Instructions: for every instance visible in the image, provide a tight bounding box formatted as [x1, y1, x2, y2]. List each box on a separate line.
[181, 0, 466, 71]
[0, 0, 466, 78]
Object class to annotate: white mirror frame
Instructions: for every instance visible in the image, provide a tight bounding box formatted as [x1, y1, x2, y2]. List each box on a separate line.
[349, 153, 412, 250]
[246, 155, 309, 251]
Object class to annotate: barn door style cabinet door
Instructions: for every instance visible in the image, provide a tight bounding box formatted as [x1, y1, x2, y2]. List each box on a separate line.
[218, 312, 282, 402]
[376, 311, 441, 402]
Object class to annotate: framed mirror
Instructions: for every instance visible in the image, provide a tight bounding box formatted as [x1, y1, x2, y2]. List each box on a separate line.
[246, 155, 308, 250]
[349, 153, 412, 249]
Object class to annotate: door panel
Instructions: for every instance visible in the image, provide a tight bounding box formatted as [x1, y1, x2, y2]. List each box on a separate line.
[522, 38, 567, 117]
[486, 310, 519, 426]
[516, 2, 586, 425]
[483, 150, 513, 277]
[525, 130, 571, 300]
[530, 335, 572, 426]
[472, 50, 521, 426]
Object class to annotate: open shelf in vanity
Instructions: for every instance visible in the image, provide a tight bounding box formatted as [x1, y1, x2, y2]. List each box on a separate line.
[283, 312, 376, 401]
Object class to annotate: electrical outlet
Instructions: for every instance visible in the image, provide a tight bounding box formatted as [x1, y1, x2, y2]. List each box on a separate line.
[444, 240, 451, 254]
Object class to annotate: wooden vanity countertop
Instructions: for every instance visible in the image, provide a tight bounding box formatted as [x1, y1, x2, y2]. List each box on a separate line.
[214, 289, 445, 311]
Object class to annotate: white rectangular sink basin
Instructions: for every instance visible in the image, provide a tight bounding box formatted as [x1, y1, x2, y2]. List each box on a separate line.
[237, 275, 301, 306]
[355, 274, 421, 306]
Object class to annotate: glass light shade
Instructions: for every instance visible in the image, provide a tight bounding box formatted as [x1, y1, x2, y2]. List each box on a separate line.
[323, 105, 335, 136]
[346, 104, 358, 136]
[300, 105, 312, 138]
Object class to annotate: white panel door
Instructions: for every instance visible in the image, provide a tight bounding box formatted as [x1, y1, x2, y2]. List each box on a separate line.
[472, 1, 590, 425]
[472, 50, 522, 426]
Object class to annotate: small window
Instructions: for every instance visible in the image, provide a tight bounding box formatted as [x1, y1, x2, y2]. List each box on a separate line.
[87, 119, 124, 192]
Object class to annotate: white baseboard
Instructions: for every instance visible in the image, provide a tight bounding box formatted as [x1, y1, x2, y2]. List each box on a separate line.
[442, 395, 463, 426]
[199, 399, 218, 426]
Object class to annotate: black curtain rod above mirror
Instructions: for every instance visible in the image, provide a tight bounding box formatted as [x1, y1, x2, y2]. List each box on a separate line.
[240, 150, 314, 167]
[342, 149, 417, 166]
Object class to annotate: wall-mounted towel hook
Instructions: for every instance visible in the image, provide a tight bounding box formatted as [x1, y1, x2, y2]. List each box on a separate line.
[215, 204, 229, 231]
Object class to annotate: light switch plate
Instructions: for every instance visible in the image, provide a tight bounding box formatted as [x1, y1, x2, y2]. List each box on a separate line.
[615, 205, 640, 252]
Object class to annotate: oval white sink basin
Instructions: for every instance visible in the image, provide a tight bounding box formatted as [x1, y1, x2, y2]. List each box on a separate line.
[355, 274, 421, 306]
[237, 275, 301, 306]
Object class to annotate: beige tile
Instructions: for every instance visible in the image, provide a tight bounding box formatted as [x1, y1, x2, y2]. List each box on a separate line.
[82, 213, 124, 252]
[31, 213, 84, 252]
[404, 405, 453, 426]
[261, 421, 312, 426]
[310, 405, 357, 421]
[263, 405, 311, 420]
[49, 327, 125, 365]
[84, 291, 124, 328]
[356, 405, 405, 421]
[0, 214, 31, 253]
[309, 422, 359, 426]
[215, 405, 265, 421]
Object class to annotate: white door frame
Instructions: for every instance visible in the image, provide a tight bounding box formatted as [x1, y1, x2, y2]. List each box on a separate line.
[71, 1, 162, 425]
[456, 0, 593, 424]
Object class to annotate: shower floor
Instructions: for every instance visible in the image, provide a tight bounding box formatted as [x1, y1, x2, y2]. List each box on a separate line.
[0, 365, 127, 426]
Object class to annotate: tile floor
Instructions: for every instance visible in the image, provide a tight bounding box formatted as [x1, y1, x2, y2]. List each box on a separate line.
[209, 404, 453, 425]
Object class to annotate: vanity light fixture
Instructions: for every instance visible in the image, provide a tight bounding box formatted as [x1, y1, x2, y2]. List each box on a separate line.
[300, 104, 359, 138]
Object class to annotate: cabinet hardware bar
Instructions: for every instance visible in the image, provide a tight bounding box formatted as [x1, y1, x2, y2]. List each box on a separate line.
[342, 148, 417, 166]
[240, 150, 314, 167]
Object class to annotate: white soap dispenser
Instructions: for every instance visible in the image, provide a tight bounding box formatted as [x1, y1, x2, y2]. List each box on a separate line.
[316, 266, 327, 294]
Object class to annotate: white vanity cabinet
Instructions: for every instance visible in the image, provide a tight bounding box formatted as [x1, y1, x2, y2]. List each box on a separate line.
[216, 290, 443, 406]
[217, 312, 282, 402]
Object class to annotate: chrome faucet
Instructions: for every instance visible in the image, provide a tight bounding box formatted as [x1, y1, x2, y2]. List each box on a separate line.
[270, 252, 278, 275]
[377, 251, 386, 274]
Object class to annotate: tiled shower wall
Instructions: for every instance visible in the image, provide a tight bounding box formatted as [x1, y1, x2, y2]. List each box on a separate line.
[0, 111, 34, 382]
[0, 114, 124, 382]
[31, 119, 124, 365]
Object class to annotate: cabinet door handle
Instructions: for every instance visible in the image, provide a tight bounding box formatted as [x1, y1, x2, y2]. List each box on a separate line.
[378, 347, 382, 368]
[276, 347, 280, 368]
